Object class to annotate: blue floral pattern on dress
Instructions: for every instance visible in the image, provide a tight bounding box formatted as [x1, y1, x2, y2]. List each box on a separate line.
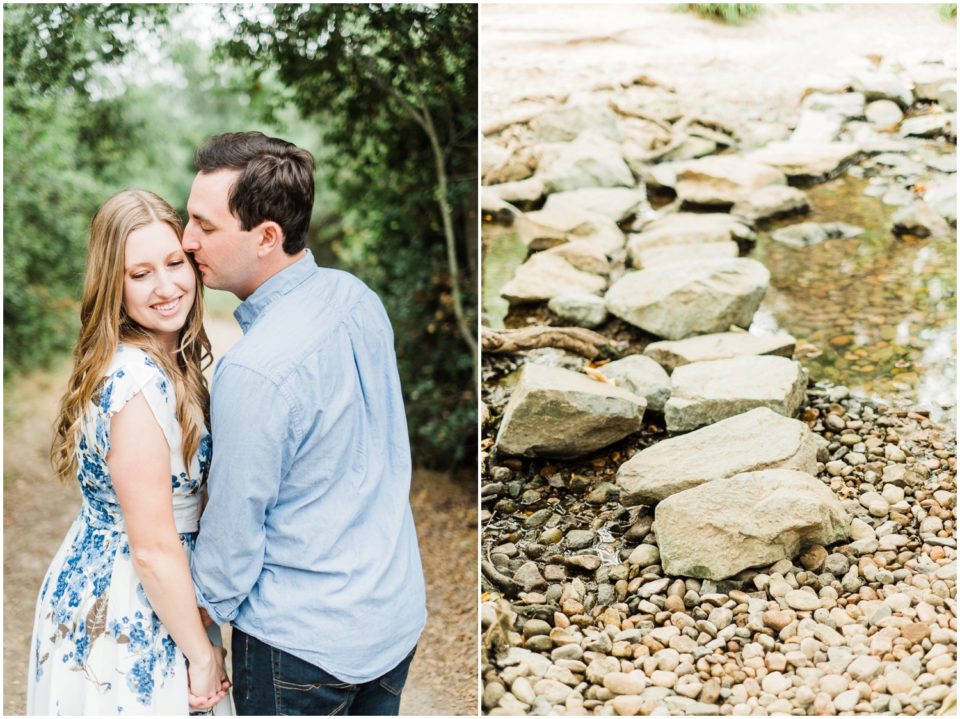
[28, 345, 214, 714]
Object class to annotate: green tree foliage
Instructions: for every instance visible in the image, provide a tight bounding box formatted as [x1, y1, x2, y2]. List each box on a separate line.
[3, 4, 173, 374]
[220, 4, 478, 468]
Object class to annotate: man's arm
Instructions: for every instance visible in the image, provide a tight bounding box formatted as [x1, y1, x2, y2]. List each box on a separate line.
[191, 363, 297, 624]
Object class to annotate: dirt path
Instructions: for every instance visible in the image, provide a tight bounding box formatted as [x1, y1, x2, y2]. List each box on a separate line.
[3, 316, 476, 715]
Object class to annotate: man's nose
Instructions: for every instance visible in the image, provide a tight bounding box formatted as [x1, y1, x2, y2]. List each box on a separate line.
[182, 224, 200, 251]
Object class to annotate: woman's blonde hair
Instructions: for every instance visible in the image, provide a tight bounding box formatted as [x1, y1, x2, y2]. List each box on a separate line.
[51, 190, 212, 483]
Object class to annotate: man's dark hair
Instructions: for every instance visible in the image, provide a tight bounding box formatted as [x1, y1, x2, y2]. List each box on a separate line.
[195, 131, 315, 254]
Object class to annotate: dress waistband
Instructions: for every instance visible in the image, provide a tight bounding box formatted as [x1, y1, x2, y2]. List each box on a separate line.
[81, 494, 201, 534]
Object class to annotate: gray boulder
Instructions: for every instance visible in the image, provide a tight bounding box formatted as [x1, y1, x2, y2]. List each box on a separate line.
[537, 130, 635, 193]
[542, 187, 645, 222]
[665, 355, 807, 432]
[747, 142, 861, 184]
[605, 259, 770, 340]
[495, 363, 645, 459]
[732, 185, 810, 223]
[548, 292, 608, 328]
[596, 355, 671, 412]
[655, 469, 851, 580]
[618, 407, 818, 504]
[634, 242, 739, 269]
[891, 202, 952, 238]
[531, 101, 621, 143]
[501, 252, 606, 304]
[643, 331, 796, 372]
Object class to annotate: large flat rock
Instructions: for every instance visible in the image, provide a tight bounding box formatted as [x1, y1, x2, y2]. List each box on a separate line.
[644, 331, 796, 372]
[732, 185, 810, 223]
[495, 363, 645, 459]
[537, 130, 635, 193]
[543, 187, 645, 222]
[500, 252, 606, 304]
[518, 207, 625, 254]
[673, 155, 786, 207]
[655, 469, 851, 580]
[747, 142, 862, 184]
[665, 355, 807, 432]
[531, 100, 621, 143]
[617, 407, 818, 504]
[626, 213, 755, 262]
[605, 259, 769, 340]
[634, 241, 739, 269]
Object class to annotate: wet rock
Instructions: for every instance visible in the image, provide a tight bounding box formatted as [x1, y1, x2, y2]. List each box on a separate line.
[537, 130, 635, 192]
[501, 252, 607, 304]
[595, 355, 671, 412]
[633, 241, 739, 269]
[747, 141, 861, 184]
[542, 187, 645, 222]
[495, 363, 645, 458]
[643, 331, 796, 372]
[618, 407, 817, 503]
[626, 544, 660, 567]
[605, 259, 769, 341]
[891, 201, 952, 239]
[672, 155, 787, 207]
[626, 213, 756, 258]
[771, 221, 863, 248]
[548, 292, 608, 328]
[664, 356, 807, 432]
[865, 100, 904, 128]
[655, 469, 851, 580]
[731, 184, 810, 222]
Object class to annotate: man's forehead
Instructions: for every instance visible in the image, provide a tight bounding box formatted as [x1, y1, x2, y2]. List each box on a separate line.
[189, 170, 240, 216]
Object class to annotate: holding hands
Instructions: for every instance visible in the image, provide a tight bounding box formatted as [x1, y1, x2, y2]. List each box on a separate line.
[187, 641, 230, 712]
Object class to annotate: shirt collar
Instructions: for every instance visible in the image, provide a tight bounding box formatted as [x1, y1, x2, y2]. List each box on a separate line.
[234, 250, 318, 333]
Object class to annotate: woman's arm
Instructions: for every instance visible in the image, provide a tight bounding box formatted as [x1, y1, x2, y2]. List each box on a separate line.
[109, 391, 227, 707]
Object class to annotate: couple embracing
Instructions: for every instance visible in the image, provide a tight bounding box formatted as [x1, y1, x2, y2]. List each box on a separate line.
[27, 132, 427, 716]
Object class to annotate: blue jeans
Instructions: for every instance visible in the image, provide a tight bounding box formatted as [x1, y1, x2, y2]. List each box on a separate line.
[231, 628, 416, 715]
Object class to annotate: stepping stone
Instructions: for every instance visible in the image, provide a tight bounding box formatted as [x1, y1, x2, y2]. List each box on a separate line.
[542, 240, 611, 275]
[672, 155, 787, 207]
[548, 292, 608, 328]
[518, 207, 625, 253]
[891, 202, 952, 238]
[664, 355, 807, 432]
[899, 113, 955, 140]
[596, 355, 670, 412]
[486, 176, 545, 204]
[537, 130, 634, 193]
[543, 187, 645, 222]
[531, 100, 621, 143]
[732, 185, 810, 223]
[747, 142, 861, 184]
[605, 259, 769, 340]
[617, 407, 818, 504]
[501, 252, 606, 304]
[627, 213, 755, 263]
[634, 241, 739, 269]
[643, 331, 796, 372]
[655, 469, 851, 580]
[495, 363, 645, 459]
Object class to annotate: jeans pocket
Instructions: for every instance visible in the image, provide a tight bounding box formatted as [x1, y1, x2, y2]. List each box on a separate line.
[272, 648, 355, 715]
[377, 645, 417, 697]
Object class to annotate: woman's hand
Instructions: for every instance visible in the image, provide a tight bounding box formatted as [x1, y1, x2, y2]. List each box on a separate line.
[187, 644, 230, 711]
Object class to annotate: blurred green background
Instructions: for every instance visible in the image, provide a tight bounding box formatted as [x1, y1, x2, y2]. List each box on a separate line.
[3, 3, 478, 470]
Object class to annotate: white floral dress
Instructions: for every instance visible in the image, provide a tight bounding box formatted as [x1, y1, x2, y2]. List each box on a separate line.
[27, 345, 228, 715]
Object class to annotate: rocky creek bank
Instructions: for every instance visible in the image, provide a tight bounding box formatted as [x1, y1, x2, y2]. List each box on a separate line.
[480, 49, 955, 717]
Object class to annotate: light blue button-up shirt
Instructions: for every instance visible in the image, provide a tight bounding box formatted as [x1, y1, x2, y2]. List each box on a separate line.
[191, 251, 426, 683]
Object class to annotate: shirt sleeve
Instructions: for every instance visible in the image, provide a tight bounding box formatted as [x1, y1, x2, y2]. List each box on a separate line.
[190, 362, 298, 624]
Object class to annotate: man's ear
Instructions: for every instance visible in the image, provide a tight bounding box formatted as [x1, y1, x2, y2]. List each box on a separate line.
[256, 221, 285, 257]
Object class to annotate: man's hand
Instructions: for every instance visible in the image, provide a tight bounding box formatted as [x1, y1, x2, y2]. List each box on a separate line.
[187, 646, 230, 711]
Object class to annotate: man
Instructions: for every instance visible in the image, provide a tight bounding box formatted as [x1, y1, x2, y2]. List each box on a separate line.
[184, 131, 427, 715]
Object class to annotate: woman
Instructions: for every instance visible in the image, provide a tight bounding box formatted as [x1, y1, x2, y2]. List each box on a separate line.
[28, 190, 231, 714]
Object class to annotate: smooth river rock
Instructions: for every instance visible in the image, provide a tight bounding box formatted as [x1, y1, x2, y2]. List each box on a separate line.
[617, 407, 818, 504]
[542, 187, 645, 222]
[626, 213, 756, 260]
[672, 155, 786, 207]
[633, 241, 739, 269]
[596, 354, 671, 412]
[731, 184, 810, 223]
[501, 252, 607, 304]
[664, 355, 807, 432]
[495, 363, 645, 459]
[643, 331, 796, 372]
[655, 469, 851, 580]
[747, 141, 861, 184]
[605, 259, 770, 341]
[536, 130, 635, 193]
[518, 206, 625, 253]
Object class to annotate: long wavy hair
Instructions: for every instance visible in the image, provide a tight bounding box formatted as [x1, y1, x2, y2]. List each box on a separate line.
[51, 190, 212, 483]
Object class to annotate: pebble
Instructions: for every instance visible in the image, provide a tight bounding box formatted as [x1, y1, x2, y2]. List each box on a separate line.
[627, 544, 660, 567]
[565, 530, 595, 550]
[603, 671, 647, 695]
[833, 688, 861, 712]
[785, 590, 821, 611]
